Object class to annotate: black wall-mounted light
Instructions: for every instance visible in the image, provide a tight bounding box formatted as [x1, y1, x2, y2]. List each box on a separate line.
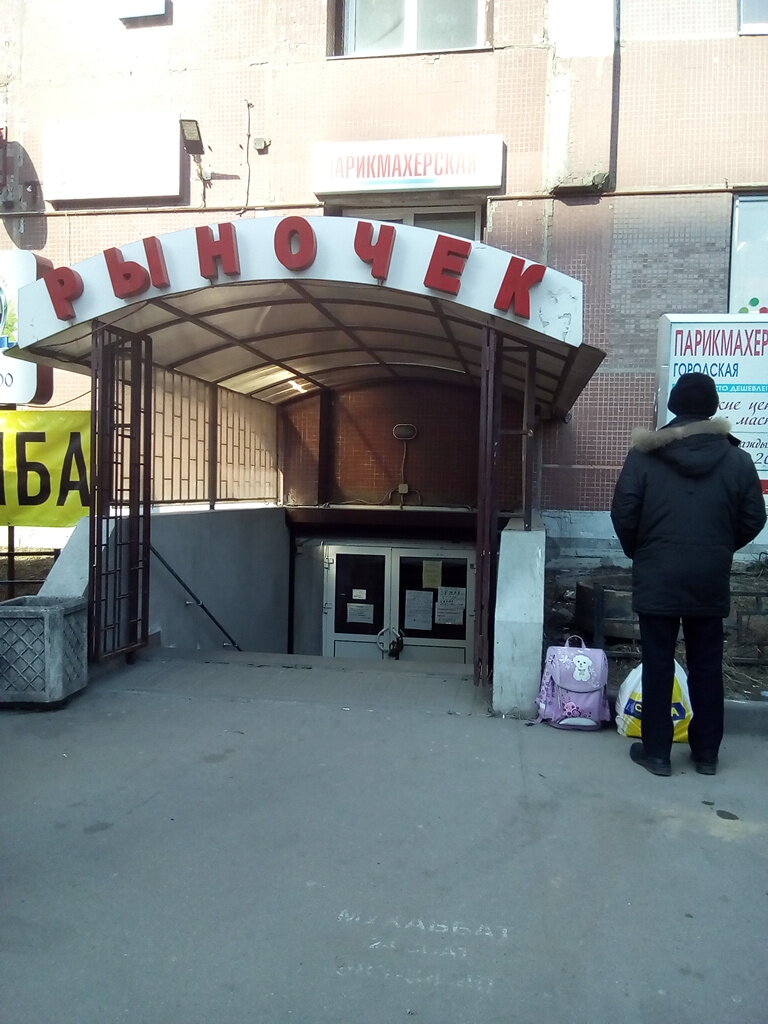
[180, 119, 205, 156]
[393, 424, 418, 441]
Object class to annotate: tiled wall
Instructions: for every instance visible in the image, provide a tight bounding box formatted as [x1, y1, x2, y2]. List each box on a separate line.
[2, 0, 765, 516]
[279, 382, 524, 510]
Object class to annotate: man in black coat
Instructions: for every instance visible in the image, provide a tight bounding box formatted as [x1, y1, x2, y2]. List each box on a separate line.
[610, 372, 766, 776]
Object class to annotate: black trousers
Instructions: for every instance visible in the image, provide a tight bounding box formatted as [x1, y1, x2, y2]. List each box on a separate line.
[637, 613, 725, 761]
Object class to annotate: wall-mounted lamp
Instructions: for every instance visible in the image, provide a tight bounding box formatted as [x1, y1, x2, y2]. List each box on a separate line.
[393, 423, 418, 441]
[180, 118, 205, 156]
[253, 137, 271, 154]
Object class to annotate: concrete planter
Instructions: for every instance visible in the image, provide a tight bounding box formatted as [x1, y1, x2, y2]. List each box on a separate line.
[0, 596, 88, 706]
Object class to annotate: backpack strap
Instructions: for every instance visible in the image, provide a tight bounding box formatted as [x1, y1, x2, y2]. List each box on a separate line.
[565, 635, 586, 649]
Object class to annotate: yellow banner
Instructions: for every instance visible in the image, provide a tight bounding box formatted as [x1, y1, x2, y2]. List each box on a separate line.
[0, 411, 91, 527]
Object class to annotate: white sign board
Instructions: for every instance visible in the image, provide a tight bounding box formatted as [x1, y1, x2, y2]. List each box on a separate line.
[18, 217, 584, 348]
[0, 251, 43, 404]
[658, 314, 768, 495]
[43, 113, 181, 202]
[312, 136, 504, 195]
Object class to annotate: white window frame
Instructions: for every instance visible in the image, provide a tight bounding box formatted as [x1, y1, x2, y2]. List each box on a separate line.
[343, 205, 483, 241]
[729, 195, 768, 313]
[739, 0, 768, 33]
[341, 0, 488, 57]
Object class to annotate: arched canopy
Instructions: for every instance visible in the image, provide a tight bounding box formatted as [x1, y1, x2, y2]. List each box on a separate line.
[15, 216, 603, 417]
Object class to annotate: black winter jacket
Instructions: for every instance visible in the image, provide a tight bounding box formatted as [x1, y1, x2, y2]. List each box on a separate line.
[610, 416, 767, 616]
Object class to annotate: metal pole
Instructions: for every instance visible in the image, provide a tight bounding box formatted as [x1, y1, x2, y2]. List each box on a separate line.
[474, 327, 501, 687]
[522, 350, 537, 531]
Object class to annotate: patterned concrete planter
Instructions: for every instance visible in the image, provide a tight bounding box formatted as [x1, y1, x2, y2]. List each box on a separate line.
[0, 596, 88, 705]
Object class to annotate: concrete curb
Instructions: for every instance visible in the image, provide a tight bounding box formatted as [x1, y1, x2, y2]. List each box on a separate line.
[725, 697, 768, 736]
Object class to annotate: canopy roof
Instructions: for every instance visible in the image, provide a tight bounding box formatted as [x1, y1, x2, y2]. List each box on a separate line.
[16, 216, 604, 417]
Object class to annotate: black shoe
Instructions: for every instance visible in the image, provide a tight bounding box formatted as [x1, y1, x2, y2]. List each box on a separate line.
[691, 755, 718, 776]
[630, 742, 671, 776]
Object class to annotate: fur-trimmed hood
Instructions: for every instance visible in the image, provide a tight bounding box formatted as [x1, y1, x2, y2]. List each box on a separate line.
[629, 417, 736, 479]
[631, 417, 733, 452]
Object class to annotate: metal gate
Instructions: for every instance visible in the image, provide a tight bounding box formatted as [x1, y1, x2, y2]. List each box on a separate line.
[89, 321, 153, 661]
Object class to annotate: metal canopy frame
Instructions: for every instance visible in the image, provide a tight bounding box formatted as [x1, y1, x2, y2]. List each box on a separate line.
[18, 229, 604, 677]
[17, 280, 603, 421]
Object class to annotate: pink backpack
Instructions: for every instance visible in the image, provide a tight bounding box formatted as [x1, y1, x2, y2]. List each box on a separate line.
[534, 635, 610, 730]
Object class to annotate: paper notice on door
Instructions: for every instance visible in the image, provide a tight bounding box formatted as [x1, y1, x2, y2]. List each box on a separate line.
[438, 586, 465, 608]
[422, 560, 442, 589]
[352, 589, 366, 600]
[404, 589, 433, 630]
[347, 603, 374, 624]
[435, 587, 466, 625]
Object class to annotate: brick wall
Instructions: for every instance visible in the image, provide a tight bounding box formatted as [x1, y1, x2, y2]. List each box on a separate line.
[279, 382, 524, 510]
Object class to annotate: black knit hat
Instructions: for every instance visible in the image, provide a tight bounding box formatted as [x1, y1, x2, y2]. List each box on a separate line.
[667, 372, 719, 418]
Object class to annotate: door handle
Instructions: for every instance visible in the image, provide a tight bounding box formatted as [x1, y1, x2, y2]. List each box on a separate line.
[376, 625, 404, 658]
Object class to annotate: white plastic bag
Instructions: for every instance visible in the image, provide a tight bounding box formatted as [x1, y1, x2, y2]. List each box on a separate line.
[615, 661, 692, 742]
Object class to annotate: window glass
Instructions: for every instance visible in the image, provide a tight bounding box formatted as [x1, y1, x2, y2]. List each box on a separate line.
[344, 207, 481, 240]
[417, 0, 477, 50]
[729, 196, 768, 314]
[343, 0, 483, 55]
[413, 211, 477, 239]
[352, 0, 405, 52]
[740, 0, 768, 31]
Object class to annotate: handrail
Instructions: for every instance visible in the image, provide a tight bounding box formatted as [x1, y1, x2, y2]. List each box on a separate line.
[149, 544, 242, 652]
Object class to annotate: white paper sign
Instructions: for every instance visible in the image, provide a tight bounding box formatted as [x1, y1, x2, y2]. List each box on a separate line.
[435, 606, 464, 625]
[347, 603, 374, 624]
[435, 586, 465, 625]
[404, 590, 433, 631]
[422, 560, 442, 588]
[352, 589, 366, 600]
[437, 586, 465, 608]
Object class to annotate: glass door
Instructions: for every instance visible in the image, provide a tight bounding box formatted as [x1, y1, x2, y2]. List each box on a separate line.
[323, 543, 475, 664]
[323, 546, 390, 659]
[393, 550, 474, 664]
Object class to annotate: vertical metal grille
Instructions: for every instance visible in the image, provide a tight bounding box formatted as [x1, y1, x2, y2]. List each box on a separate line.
[89, 322, 152, 661]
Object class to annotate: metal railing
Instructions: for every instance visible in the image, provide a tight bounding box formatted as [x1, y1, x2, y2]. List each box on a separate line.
[0, 548, 61, 600]
[150, 544, 242, 651]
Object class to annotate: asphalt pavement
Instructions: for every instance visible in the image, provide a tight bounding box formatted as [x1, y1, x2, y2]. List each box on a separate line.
[2, 650, 767, 1024]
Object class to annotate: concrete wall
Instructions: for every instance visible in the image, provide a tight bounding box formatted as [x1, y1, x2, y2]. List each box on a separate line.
[149, 507, 290, 652]
[41, 507, 291, 654]
[292, 537, 326, 656]
[492, 517, 546, 717]
[39, 518, 90, 598]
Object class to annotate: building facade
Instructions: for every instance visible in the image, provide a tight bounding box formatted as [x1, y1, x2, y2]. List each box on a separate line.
[2, 1, 767, 701]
